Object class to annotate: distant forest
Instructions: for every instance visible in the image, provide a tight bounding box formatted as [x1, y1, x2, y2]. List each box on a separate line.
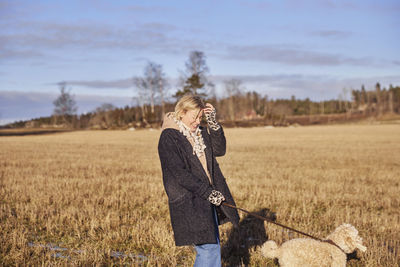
[3, 51, 400, 129]
[5, 82, 400, 130]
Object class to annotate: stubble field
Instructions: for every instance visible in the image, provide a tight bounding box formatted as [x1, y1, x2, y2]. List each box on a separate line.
[1, 124, 399, 266]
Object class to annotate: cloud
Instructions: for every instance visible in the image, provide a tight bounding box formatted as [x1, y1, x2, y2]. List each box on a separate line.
[0, 46, 44, 60]
[310, 30, 352, 39]
[65, 79, 134, 89]
[238, 1, 272, 10]
[0, 6, 215, 64]
[50, 73, 400, 101]
[211, 74, 304, 84]
[0, 20, 187, 62]
[76, 94, 133, 113]
[224, 44, 372, 66]
[316, 0, 357, 9]
[2, 21, 160, 48]
[0, 0, 24, 19]
[0, 91, 56, 124]
[50, 76, 180, 90]
[303, 1, 400, 14]
[212, 73, 332, 99]
[368, 2, 400, 14]
[140, 22, 178, 32]
[284, 0, 357, 10]
[125, 4, 173, 13]
[210, 74, 400, 100]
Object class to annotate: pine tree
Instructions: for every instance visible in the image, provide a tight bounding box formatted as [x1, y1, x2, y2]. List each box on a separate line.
[174, 51, 211, 98]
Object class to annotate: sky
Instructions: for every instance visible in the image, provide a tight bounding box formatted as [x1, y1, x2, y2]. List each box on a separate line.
[1, 0, 399, 125]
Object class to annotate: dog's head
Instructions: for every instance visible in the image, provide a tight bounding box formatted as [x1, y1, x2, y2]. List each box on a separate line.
[326, 223, 367, 254]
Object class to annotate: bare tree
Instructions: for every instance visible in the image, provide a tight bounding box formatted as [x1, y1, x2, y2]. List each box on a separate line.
[154, 63, 168, 117]
[389, 90, 394, 113]
[186, 51, 209, 76]
[133, 62, 168, 121]
[361, 85, 367, 115]
[133, 78, 149, 124]
[342, 87, 350, 115]
[144, 63, 157, 114]
[263, 95, 269, 118]
[320, 101, 325, 115]
[338, 93, 343, 112]
[224, 79, 243, 121]
[53, 82, 77, 125]
[376, 82, 382, 116]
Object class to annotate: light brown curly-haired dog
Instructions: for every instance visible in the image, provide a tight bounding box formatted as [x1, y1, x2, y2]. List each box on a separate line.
[261, 224, 366, 267]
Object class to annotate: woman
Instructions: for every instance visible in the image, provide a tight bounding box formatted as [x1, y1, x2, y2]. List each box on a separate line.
[158, 94, 239, 266]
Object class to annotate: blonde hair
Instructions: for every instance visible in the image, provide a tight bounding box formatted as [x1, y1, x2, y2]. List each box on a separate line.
[174, 94, 205, 119]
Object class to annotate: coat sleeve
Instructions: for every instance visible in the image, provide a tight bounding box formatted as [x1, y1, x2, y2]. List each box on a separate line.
[208, 126, 226, 157]
[158, 131, 214, 200]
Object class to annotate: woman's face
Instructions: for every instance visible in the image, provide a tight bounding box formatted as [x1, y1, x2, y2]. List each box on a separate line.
[181, 108, 203, 132]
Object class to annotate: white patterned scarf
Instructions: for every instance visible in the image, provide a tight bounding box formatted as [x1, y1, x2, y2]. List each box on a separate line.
[173, 116, 206, 158]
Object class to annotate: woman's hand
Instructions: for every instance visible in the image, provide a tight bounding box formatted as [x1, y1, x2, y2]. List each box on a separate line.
[204, 103, 220, 131]
[208, 190, 225, 206]
[203, 103, 215, 115]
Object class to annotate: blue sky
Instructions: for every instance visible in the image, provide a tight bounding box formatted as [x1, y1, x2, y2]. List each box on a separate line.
[1, 0, 399, 124]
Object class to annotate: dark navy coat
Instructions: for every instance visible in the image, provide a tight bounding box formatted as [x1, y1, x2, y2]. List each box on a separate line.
[158, 126, 239, 246]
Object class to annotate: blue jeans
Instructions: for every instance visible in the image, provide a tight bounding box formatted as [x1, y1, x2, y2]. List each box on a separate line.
[194, 207, 221, 267]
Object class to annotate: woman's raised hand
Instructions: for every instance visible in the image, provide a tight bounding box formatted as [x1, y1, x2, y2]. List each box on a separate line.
[203, 103, 215, 115]
[204, 103, 220, 131]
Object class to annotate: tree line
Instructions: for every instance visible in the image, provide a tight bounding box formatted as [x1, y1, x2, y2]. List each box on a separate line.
[4, 51, 400, 129]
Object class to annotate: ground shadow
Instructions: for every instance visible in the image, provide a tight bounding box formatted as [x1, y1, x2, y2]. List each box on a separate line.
[346, 250, 360, 262]
[221, 208, 276, 267]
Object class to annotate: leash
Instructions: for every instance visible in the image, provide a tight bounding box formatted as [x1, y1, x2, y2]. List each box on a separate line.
[221, 202, 345, 253]
[222, 202, 323, 241]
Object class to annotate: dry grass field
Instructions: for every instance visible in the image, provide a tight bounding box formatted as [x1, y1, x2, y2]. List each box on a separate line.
[1, 124, 399, 266]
